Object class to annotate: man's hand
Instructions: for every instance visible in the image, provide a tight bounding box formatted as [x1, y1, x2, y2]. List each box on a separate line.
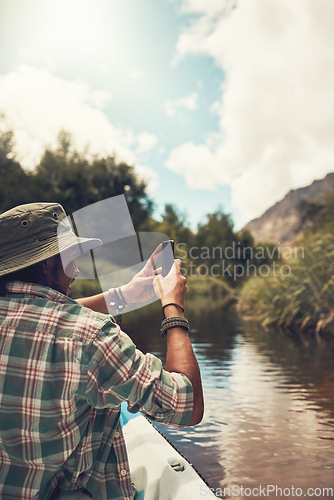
[119, 244, 163, 305]
[76, 245, 184, 314]
[153, 259, 186, 309]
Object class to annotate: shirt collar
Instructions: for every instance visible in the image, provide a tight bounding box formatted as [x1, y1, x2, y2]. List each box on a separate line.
[5, 281, 71, 304]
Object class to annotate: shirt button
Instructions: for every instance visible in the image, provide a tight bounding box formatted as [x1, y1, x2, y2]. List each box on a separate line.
[114, 431, 120, 438]
[120, 469, 127, 477]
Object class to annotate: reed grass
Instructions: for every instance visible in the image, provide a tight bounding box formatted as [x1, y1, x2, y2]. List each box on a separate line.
[238, 231, 334, 336]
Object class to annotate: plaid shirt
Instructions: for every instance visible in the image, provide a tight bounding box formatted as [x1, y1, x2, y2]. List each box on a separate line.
[0, 282, 194, 500]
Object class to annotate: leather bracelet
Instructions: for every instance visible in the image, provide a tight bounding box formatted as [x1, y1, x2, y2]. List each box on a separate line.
[162, 303, 184, 318]
[160, 316, 189, 337]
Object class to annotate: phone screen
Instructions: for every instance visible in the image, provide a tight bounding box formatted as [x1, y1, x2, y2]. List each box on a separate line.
[161, 240, 174, 277]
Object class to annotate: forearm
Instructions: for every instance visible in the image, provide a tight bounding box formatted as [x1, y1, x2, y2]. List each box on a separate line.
[163, 305, 204, 426]
[76, 287, 130, 314]
[76, 291, 110, 314]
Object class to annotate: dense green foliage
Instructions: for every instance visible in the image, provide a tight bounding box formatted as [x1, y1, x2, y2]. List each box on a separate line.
[0, 128, 153, 230]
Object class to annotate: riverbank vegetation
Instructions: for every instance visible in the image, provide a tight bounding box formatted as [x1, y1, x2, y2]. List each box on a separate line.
[238, 188, 334, 336]
[238, 230, 334, 336]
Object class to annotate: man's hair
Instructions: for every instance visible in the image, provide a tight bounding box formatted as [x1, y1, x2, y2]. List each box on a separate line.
[0, 255, 62, 296]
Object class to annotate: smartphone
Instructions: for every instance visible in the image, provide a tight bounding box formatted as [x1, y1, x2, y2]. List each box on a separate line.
[161, 240, 174, 277]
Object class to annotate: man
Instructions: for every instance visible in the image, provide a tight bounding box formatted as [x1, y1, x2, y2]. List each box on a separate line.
[0, 202, 204, 499]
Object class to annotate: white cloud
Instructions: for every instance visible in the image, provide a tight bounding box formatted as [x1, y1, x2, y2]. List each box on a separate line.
[210, 100, 222, 116]
[18, 47, 38, 63]
[171, 0, 233, 16]
[129, 69, 144, 81]
[99, 64, 110, 74]
[0, 65, 132, 168]
[135, 131, 158, 155]
[167, 0, 334, 226]
[90, 90, 111, 109]
[0, 64, 158, 196]
[165, 141, 222, 189]
[135, 164, 159, 195]
[165, 92, 198, 117]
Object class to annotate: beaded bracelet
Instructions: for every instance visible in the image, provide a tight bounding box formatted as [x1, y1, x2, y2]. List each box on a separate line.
[160, 316, 189, 337]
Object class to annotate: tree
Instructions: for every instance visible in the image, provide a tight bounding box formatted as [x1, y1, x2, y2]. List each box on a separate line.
[0, 125, 153, 229]
[150, 204, 194, 247]
[32, 131, 153, 228]
[0, 125, 32, 213]
[196, 209, 235, 256]
[89, 156, 153, 229]
[32, 131, 91, 213]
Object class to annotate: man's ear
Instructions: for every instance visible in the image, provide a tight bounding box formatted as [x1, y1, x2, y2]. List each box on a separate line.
[41, 258, 53, 282]
[41, 259, 49, 274]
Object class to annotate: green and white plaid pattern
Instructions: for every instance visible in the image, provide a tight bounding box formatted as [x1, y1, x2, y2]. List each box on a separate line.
[0, 282, 194, 499]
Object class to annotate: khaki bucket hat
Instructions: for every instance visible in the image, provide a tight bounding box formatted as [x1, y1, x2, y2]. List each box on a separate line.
[0, 202, 101, 277]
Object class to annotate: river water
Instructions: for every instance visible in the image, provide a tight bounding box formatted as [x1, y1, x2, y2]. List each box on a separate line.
[124, 305, 334, 499]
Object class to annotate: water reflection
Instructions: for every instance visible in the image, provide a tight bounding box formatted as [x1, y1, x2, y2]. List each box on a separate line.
[123, 304, 334, 497]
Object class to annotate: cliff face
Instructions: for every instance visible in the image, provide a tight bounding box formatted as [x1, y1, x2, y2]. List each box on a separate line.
[243, 173, 334, 245]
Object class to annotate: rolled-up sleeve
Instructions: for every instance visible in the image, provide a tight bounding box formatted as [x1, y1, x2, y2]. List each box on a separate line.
[82, 321, 194, 428]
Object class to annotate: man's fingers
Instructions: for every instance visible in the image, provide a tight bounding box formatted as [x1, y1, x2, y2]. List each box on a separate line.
[174, 259, 182, 272]
[153, 274, 164, 299]
[148, 244, 163, 267]
[142, 244, 163, 274]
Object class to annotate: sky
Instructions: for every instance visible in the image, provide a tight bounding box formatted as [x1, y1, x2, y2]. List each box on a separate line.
[0, 0, 334, 230]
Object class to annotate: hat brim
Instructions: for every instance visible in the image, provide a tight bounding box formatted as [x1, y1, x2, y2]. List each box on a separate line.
[0, 235, 101, 277]
[59, 235, 102, 275]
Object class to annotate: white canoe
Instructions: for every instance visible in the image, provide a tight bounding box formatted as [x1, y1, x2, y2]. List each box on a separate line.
[121, 404, 217, 500]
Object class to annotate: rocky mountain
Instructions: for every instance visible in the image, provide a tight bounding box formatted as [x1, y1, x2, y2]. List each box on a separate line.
[243, 173, 334, 245]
